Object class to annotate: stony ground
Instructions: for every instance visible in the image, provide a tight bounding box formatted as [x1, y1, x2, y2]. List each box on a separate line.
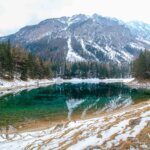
[0, 101, 150, 150]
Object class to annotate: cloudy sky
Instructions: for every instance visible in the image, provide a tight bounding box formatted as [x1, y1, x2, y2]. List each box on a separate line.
[0, 0, 150, 36]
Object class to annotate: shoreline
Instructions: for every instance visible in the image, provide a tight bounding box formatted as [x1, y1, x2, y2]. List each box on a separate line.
[0, 79, 55, 96]
[0, 100, 149, 149]
[127, 79, 150, 89]
[0, 99, 149, 135]
[0, 78, 134, 96]
[0, 78, 149, 149]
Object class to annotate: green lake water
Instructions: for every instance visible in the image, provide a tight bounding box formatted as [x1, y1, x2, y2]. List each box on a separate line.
[0, 83, 150, 128]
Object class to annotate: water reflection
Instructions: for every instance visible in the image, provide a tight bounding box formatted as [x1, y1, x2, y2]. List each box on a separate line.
[66, 99, 85, 120]
[0, 83, 149, 127]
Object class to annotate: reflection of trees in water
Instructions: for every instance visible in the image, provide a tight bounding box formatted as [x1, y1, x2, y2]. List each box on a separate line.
[1, 83, 146, 131]
[54, 83, 130, 99]
[63, 83, 132, 120]
[131, 89, 150, 102]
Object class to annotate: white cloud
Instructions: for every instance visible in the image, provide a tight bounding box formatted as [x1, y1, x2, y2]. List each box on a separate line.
[0, 0, 150, 36]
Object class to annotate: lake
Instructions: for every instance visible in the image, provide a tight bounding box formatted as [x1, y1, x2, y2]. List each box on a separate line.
[0, 82, 149, 129]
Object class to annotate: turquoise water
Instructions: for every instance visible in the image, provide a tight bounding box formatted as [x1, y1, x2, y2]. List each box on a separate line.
[0, 83, 149, 127]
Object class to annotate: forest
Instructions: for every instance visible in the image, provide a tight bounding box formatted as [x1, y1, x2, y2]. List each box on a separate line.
[1, 41, 149, 81]
[51, 61, 130, 79]
[0, 41, 52, 80]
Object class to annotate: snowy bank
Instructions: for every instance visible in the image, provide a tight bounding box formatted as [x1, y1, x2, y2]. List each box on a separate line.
[127, 79, 150, 89]
[0, 101, 149, 150]
[0, 78, 134, 96]
[0, 79, 55, 95]
[53, 78, 134, 84]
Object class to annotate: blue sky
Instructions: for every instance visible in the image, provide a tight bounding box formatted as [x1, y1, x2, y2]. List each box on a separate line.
[0, 0, 150, 36]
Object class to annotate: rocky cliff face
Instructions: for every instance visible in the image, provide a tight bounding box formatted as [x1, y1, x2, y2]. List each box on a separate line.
[1, 14, 150, 64]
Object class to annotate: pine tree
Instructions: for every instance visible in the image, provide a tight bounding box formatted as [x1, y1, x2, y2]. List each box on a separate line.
[3, 40, 13, 79]
[132, 50, 150, 79]
[0, 42, 52, 80]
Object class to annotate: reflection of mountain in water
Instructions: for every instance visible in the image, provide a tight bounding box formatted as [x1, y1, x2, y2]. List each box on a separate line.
[0, 83, 149, 127]
[66, 99, 85, 120]
[66, 94, 133, 120]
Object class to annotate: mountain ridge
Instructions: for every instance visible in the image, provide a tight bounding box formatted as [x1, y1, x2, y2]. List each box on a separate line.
[1, 14, 150, 64]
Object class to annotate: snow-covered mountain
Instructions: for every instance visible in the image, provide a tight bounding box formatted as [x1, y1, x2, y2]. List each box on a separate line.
[127, 21, 150, 41]
[1, 14, 150, 64]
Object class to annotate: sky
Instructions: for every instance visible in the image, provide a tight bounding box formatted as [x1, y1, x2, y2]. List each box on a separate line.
[0, 0, 150, 36]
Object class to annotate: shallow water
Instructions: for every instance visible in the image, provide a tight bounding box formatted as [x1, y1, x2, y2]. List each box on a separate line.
[0, 83, 149, 127]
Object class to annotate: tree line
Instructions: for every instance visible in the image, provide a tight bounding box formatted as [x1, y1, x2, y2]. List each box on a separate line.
[0, 41, 52, 80]
[132, 50, 150, 79]
[0, 41, 133, 81]
[51, 62, 130, 79]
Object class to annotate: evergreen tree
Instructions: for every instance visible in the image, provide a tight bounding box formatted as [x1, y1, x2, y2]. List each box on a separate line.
[132, 50, 150, 79]
[0, 42, 52, 80]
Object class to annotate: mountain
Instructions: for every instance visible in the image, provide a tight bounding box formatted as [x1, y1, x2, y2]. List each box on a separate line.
[127, 21, 150, 41]
[1, 14, 150, 64]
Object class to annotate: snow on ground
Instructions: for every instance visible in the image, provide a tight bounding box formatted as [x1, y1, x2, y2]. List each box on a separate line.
[105, 46, 122, 64]
[0, 79, 54, 89]
[105, 45, 117, 60]
[80, 39, 99, 61]
[0, 78, 55, 96]
[127, 80, 150, 89]
[53, 78, 134, 84]
[66, 37, 86, 62]
[129, 42, 145, 50]
[92, 42, 107, 54]
[137, 38, 150, 45]
[120, 50, 134, 62]
[85, 40, 133, 63]
[0, 78, 134, 96]
[0, 101, 149, 150]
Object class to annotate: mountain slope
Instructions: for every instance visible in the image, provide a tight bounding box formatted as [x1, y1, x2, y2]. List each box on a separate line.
[1, 14, 150, 64]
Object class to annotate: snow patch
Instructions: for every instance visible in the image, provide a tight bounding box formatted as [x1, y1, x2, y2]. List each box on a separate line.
[129, 43, 145, 50]
[138, 38, 150, 45]
[105, 46, 121, 64]
[92, 42, 107, 54]
[80, 39, 99, 61]
[0, 79, 54, 96]
[67, 136, 99, 150]
[53, 78, 134, 84]
[66, 37, 86, 62]
[120, 50, 134, 61]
